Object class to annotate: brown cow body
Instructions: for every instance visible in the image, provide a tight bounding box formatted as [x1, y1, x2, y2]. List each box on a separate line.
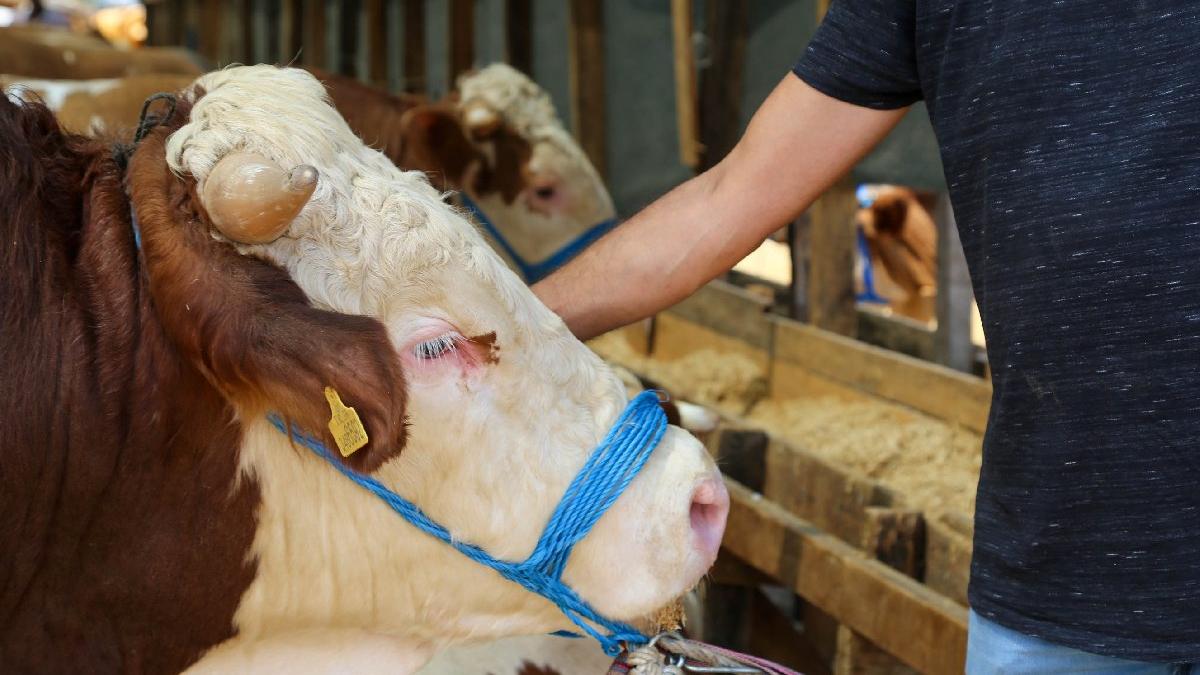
[0, 24, 201, 79]
[0, 93, 404, 673]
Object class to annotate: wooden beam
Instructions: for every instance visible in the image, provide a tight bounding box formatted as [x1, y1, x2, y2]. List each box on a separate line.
[144, 0, 168, 47]
[281, 0, 305, 63]
[770, 314, 992, 434]
[697, 0, 748, 171]
[403, 0, 426, 93]
[363, 0, 388, 86]
[722, 480, 968, 675]
[817, 0, 832, 21]
[788, 214, 811, 321]
[669, 0, 700, 168]
[504, 0, 532, 75]
[567, 0, 606, 178]
[933, 194, 975, 373]
[448, 0, 475, 83]
[807, 179, 859, 337]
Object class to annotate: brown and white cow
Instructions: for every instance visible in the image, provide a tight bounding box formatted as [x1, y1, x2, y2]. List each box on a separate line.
[0, 64, 726, 674]
[856, 184, 939, 323]
[315, 65, 617, 281]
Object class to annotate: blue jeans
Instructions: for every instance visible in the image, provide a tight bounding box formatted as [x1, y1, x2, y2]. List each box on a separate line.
[967, 611, 1195, 674]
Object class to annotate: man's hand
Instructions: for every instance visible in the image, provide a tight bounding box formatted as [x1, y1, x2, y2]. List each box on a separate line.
[533, 74, 909, 340]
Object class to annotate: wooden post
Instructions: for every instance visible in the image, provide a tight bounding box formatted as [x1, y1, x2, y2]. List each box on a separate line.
[448, 0, 475, 83]
[933, 194, 975, 373]
[198, 0, 224, 62]
[788, 214, 811, 321]
[807, 180, 858, 337]
[697, 0, 748, 171]
[404, 0, 426, 93]
[669, 0, 700, 168]
[145, 0, 168, 47]
[817, 0, 832, 20]
[280, 0, 304, 63]
[364, 0, 388, 86]
[567, 0, 606, 178]
[304, 0, 326, 68]
[505, 0, 532, 75]
[338, 0, 361, 77]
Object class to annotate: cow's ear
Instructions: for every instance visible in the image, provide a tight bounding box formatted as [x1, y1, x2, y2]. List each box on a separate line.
[398, 105, 483, 192]
[126, 129, 407, 472]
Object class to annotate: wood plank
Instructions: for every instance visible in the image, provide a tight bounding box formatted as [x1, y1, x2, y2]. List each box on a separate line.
[857, 306, 936, 361]
[403, 0, 426, 93]
[771, 314, 992, 433]
[933, 193, 975, 373]
[697, 0, 747, 171]
[723, 480, 968, 675]
[281, 0, 305, 63]
[145, 0, 169, 47]
[504, 0, 532, 75]
[834, 627, 918, 675]
[567, 0, 606, 178]
[807, 180, 859, 337]
[861, 507, 925, 580]
[669, 0, 700, 168]
[665, 279, 772, 351]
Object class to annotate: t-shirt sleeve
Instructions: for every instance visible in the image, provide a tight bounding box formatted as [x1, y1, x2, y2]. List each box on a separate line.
[793, 0, 922, 110]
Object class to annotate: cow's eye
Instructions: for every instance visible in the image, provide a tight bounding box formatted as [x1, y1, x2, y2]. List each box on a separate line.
[413, 334, 462, 360]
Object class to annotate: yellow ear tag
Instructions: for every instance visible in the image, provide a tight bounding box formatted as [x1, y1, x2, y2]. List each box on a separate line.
[324, 387, 369, 457]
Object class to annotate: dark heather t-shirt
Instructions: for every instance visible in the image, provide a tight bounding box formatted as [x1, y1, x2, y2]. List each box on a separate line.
[795, 0, 1200, 662]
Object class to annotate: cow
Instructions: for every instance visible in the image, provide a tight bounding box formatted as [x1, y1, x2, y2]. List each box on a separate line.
[0, 72, 193, 135]
[855, 184, 939, 323]
[0, 64, 727, 674]
[0, 24, 202, 79]
[314, 65, 617, 282]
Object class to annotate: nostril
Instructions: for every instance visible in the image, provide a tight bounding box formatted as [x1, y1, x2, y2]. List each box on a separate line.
[534, 185, 556, 200]
[689, 478, 729, 560]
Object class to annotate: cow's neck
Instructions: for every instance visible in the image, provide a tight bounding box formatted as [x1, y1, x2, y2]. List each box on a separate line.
[0, 121, 261, 673]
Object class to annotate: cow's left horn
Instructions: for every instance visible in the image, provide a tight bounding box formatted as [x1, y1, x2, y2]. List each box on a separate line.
[201, 152, 318, 244]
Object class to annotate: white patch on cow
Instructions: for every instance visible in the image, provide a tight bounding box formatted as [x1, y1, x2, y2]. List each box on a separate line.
[418, 634, 612, 675]
[456, 65, 616, 267]
[167, 66, 720, 674]
[0, 76, 119, 110]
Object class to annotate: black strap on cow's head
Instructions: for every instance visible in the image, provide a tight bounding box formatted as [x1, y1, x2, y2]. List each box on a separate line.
[112, 92, 178, 171]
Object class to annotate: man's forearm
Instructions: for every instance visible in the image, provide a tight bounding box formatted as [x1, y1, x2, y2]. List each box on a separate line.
[534, 75, 907, 340]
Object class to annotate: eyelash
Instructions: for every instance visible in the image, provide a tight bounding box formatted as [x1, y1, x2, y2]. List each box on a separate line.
[413, 333, 463, 360]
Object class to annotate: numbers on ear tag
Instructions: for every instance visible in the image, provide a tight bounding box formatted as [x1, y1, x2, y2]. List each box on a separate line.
[324, 387, 369, 457]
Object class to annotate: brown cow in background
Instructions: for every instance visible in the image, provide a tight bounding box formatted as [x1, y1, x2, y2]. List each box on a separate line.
[857, 184, 939, 323]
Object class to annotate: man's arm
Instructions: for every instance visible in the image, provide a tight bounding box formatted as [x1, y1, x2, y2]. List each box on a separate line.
[534, 74, 908, 340]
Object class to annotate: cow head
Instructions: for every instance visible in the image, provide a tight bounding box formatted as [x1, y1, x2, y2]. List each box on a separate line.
[131, 65, 724, 661]
[399, 64, 616, 275]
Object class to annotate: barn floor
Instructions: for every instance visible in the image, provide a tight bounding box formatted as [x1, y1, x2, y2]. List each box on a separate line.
[589, 330, 982, 521]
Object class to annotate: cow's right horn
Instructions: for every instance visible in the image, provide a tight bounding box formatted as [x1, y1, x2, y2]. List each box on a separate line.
[201, 152, 318, 244]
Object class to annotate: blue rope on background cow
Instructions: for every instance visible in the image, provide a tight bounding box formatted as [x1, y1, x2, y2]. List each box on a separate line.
[855, 184, 888, 305]
[267, 389, 669, 656]
[457, 192, 619, 283]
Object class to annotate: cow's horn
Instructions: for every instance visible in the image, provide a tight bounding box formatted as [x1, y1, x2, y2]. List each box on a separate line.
[462, 101, 501, 138]
[201, 152, 318, 244]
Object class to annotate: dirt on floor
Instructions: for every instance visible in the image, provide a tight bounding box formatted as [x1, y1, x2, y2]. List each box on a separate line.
[589, 331, 983, 520]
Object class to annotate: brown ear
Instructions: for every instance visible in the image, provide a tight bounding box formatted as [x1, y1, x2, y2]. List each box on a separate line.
[871, 194, 910, 235]
[398, 105, 483, 192]
[126, 129, 406, 473]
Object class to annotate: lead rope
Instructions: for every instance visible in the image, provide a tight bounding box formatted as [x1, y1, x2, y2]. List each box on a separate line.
[610, 632, 805, 675]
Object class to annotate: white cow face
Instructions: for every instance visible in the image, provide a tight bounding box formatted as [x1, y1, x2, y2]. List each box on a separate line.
[168, 65, 726, 659]
[456, 65, 616, 273]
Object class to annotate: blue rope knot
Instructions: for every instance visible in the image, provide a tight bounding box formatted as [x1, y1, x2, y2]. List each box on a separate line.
[267, 389, 669, 656]
[458, 192, 619, 283]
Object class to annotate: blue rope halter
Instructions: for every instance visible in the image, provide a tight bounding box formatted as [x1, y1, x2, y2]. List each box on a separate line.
[267, 390, 668, 656]
[458, 192, 619, 283]
[855, 184, 887, 305]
